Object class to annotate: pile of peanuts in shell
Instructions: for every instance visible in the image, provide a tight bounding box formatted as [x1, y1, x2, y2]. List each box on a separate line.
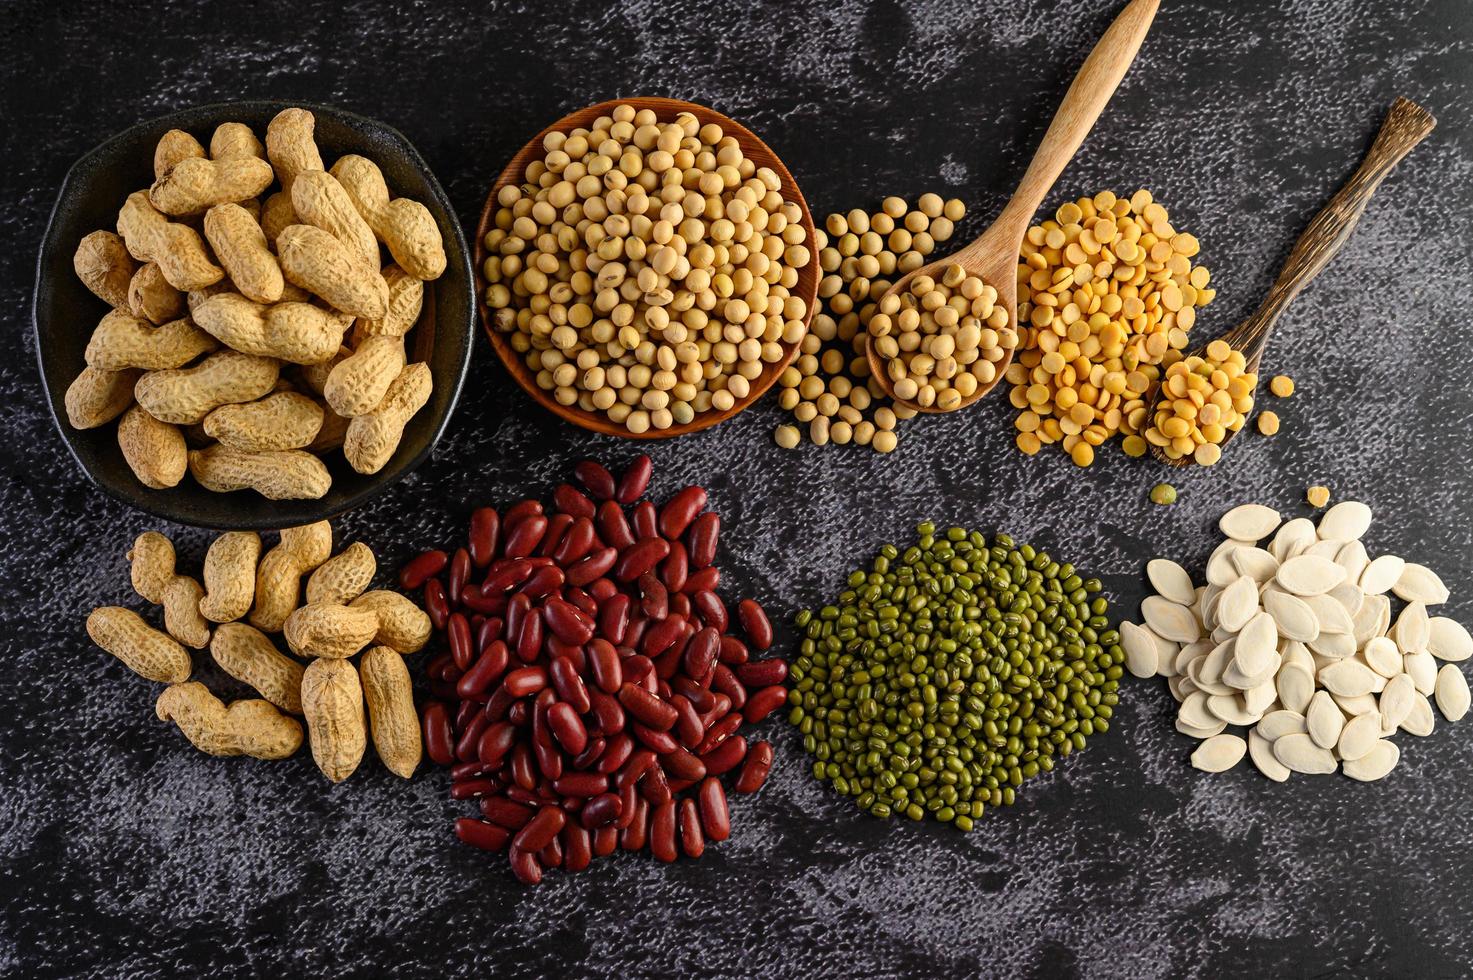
[482, 103, 813, 435]
[773, 194, 966, 453]
[66, 107, 445, 499]
[1007, 189, 1217, 467]
[86, 521, 430, 782]
[410, 455, 785, 884]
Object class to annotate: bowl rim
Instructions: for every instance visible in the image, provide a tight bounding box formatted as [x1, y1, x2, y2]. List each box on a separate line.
[32, 98, 475, 530]
[474, 96, 819, 439]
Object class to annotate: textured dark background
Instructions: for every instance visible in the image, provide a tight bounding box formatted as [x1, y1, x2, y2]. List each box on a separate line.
[4, 1, 1472, 977]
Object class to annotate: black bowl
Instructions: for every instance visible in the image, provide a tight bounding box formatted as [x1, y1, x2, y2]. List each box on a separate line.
[33, 100, 474, 530]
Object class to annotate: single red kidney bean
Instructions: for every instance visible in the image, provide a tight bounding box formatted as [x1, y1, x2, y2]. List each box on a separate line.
[545, 636, 584, 666]
[553, 771, 609, 797]
[596, 733, 633, 774]
[587, 639, 623, 694]
[451, 761, 490, 781]
[588, 577, 617, 601]
[562, 824, 592, 872]
[460, 585, 504, 615]
[399, 549, 447, 590]
[447, 613, 473, 670]
[505, 785, 551, 807]
[515, 612, 543, 662]
[543, 598, 595, 645]
[477, 616, 505, 652]
[588, 690, 625, 736]
[573, 460, 616, 501]
[631, 722, 678, 755]
[702, 734, 748, 776]
[508, 847, 542, 885]
[696, 711, 743, 755]
[620, 796, 649, 851]
[744, 685, 788, 724]
[593, 825, 619, 857]
[642, 617, 687, 663]
[718, 635, 749, 665]
[547, 702, 589, 756]
[615, 537, 670, 583]
[671, 677, 715, 712]
[502, 499, 543, 532]
[638, 571, 668, 620]
[552, 483, 596, 520]
[518, 564, 565, 601]
[510, 744, 537, 791]
[482, 560, 535, 596]
[484, 686, 515, 724]
[423, 702, 454, 766]
[624, 615, 650, 650]
[667, 777, 696, 794]
[629, 501, 657, 541]
[549, 656, 592, 714]
[734, 740, 774, 793]
[581, 792, 622, 829]
[503, 515, 548, 558]
[455, 712, 491, 762]
[567, 546, 617, 587]
[692, 591, 728, 632]
[705, 694, 732, 726]
[711, 664, 747, 709]
[660, 540, 689, 592]
[736, 659, 788, 688]
[424, 579, 449, 631]
[687, 512, 720, 568]
[698, 776, 731, 841]
[553, 517, 596, 565]
[468, 507, 500, 567]
[448, 548, 471, 605]
[453, 699, 478, 732]
[503, 666, 548, 699]
[504, 592, 530, 646]
[682, 627, 720, 681]
[640, 761, 672, 805]
[459, 641, 510, 700]
[678, 798, 706, 859]
[650, 800, 678, 863]
[531, 723, 564, 782]
[738, 598, 774, 650]
[507, 700, 531, 727]
[616, 454, 652, 504]
[618, 683, 678, 731]
[664, 744, 707, 782]
[536, 515, 573, 561]
[539, 833, 565, 868]
[658, 486, 707, 539]
[617, 748, 657, 792]
[455, 817, 511, 852]
[565, 587, 597, 618]
[572, 736, 607, 771]
[450, 777, 500, 800]
[480, 796, 535, 830]
[669, 593, 692, 620]
[616, 780, 639, 830]
[682, 566, 719, 595]
[634, 660, 660, 694]
[670, 695, 703, 749]
[596, 500, 636, 551]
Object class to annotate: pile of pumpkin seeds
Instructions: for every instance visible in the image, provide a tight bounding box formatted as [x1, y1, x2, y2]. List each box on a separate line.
[786, 523, 1123, 828]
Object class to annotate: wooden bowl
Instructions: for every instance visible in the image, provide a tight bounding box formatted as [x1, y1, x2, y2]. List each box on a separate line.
[475, 97, 819, 438]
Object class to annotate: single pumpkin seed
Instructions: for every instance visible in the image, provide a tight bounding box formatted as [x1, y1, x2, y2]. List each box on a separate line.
[1177, 690, 1218, 730]
[1191, 733, 1247, 773]
[1176, 716, 1227, 739]
[1428, 617, 1473, 662]
[1279, 640, 1315, 675]
[1207, 692, 1261, 726]
[1141, 595, 1202, 643]
[1305, 540, 1344, 561]
[1392, 601, 1430, 655]
[1308, 632, 1358, 660]
[1400, 693, 1436, 736]
[1305, 690, 1345, 749]
[1317, 500, 1372, 542]
[1378, 673, 1416, 730]
[1319, 659, 1380, 697]
[1264, 591, 1319, 642]
[1272, 732, 1338, 774]
[1146, 558, 1196, 606]
[1404, 650, 1438, 695]
[1219, 504, 1282, 542]
[1358, 554, 1404, 595]
[1362, 636, 1403, 678]
[1303, 593, 1354, 636]
[1216, 576, 1259, 632]
[1276, 663, 1315, 713]
[1394, 563, 1449, 605]
[1328, 583, 1364, 618]
[1244, 679, 1278, 716]
[1336, 711, 1382, 761]
[1352, 593, 1391, 647]
[1256, 709, 1308, 740]
[1248, 728, 1290, 782]
[1205, 540, 1245, 588]
[1332, 691, 1380, 716]
[1121, 622, 1163, 679]
[1342, 739, 1399, 782]
[1269, 518, 1316, 563]
[1231, 547, 1280, 584]
[1334, 540, 1370, 585]
[1434, 664, 1470, 722]
[1277, 555, 1346, 596]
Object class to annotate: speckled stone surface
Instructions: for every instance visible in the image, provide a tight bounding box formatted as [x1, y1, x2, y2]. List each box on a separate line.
[3, 1, 1472, 977]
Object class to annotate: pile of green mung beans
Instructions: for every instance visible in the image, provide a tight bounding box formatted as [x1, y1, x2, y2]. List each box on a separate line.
[786, 523, 1123, 829]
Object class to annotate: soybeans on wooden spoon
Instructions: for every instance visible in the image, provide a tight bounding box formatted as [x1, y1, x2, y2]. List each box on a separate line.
[1149, 97, 1436, 467]
[866, 0, 1160, 414]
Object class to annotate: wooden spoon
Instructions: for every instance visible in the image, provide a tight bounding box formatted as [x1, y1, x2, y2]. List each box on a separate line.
[1149, 97, 1436, 467]
[867, 0, 1160, 414]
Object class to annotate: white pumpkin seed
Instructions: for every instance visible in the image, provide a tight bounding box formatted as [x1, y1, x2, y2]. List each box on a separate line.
[1394, 563, 1450, 605]
[1177, 690, 1218, 730]
[1435, 664, 1470, 722]
[1192, 642, 1236, 696]
[1404, 651, 1438, 695]
[1277, 555, 1346, 596]
[1331, 691, 1380, 716]
[1272, 732, 1338, 774]
[1392, 601, 1430, 655]
[1352, 593, 1391, 647]
[1256, 710, 1308, 740]
[1194, 586, 1216, 629]
[1308, 632, 1357, 660]
[1276, 663, 1315, 713]
[1223, 651, 1281, 691]
[1303, 594, 1354, 636]
[1317, 501, 1372, 542]
[1176, 716, 1227, 739]
[1428, 617, 1472, 663]
[1216, 576, 1260, 632]
[1120, 622, 1162, 679]
[1263, 591, 1319, 642]
[1328, 583, 1364, 618]
[1400, 693, 1436, 736]
[1270, 518, 1317, 563]
[1342, 739, 1399, 781]
[1236, 610, 1278, 663]
[1377, 673, 1415, 730]
[1247, 729, 1291, 782]
[1146, 558, 1196, 606]
[1244, 679, 1278, 716]
[1168, 675, 1194, 703]
[1305, 690, 1345, 749]
[1219, 504, 1282, 542]
[1279, 640, 1315, 675]
[1231, 547, 1280, 584]
[1141, 596, 1202, 643]
[1207, 693, 1261, 726]
[1319, 659, 1379, 697]
[1362, 636, 1403, 678]
[1336, 711, 1382, 761]
[1358, 554, 1405, 595]
[1175, 639, 1212, 677]
[1334, 540, 1370, 585]
[1191, 733, 1247, 773]
[1305, 540, 1345, 561]
[1205, 540, 1245, 588]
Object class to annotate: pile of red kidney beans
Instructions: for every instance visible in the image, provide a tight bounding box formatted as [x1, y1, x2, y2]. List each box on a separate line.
[406, 455, 787, 884]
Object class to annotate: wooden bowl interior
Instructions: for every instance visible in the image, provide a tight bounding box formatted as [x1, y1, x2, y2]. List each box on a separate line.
[475, 97, 819, 439]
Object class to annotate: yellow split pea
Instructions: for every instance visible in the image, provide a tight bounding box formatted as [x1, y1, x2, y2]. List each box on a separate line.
[1144, 338, 1256, 465]
[1306, 485, 1331, 507]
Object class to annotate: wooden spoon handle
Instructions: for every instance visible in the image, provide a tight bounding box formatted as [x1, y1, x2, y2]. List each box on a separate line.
[992, 0, 1159, 234]
[1239, 98, 1436, 349]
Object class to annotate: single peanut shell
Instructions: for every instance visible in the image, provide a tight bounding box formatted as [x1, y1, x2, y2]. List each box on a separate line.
[284, 601, 379, 660]
[209, 122, 264, 162]
[134, 350, 280, 425]
[161, 575, 211, 649]
[350, 590, 431, 654]
[153, 129, 206, 181]
[65, 366, 139, 429]
[157, 682, 302, 760]
[324, 335, 405, 417]
[359, 646, 421, 778]
[292, 170, 380, 271]
[344, 362, 432, 475]
[278, 224, 389, 319]
[265, 108, 323, 195]
[210, 622, 305, 714]
[330, 154, 446, 280]
[118, 405, 188, 489]
[87, 606, 191, 683]
[74, 230, 137, 309]
[149, 156, 274, 216]
[249, 521, 334, 632]
[189, 444, 332, 500]
[204, 203, 283, 303]
[85, 310, 216, 371]
[127, 262, 185, 325]
[199, 530, 261, 622]
[192, 293, 350, 365]
[355, 265, 423, 338]
[258, 190, 299, 247]
[202, 391, 324, 452]
[306, 542, 377, 605]
[301, 658, 366, 782]
[116, 192, 223, 292]
[128, 531, 177, 603]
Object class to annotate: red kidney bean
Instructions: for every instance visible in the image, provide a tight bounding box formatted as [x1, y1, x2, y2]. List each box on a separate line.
[456, 817, 511, 852]
[667, 777, 696, 794]
[561, 824, 592, 872]
[548, 656, 591, 714]
[504, 515, 548, 558]
[588, 577, 617, 602]
[618, 684, 678, 731]
[671, 677, 715, 712]
[477, 616, 505, 652]
[484, 685, 515, 724]
[460, 585, 503, 615]
[736, 659, 788, 688]
[595, 500, 636, 551]
[503, 666, 548, 699]
[459, 641, 509, 699]
[670, 695, 703, 749]
[682, 627, 720, 682]
[616, 454, 652, 504]
[535, 514, 574, 560]
[737, 598, 773, 650]
[518, 564, 565, 601]
[588, 690, 625, 736]
[735, 740, 774, 793]
[692, 590, 728, 632]
[596, 733, 633, 774]
[477, 720, 519, 767]
[482, 561, 534, 596]
[682, 566, 719, 595]
[450, 777, 500, 800]
[567, 546, 617, 587]
[593, 825, 619, 856]
[447, 613, 473, 670]
[711, 664, 747, 709]
[658, 486, 707, 539]
[701, 734, 748, 776]
[744, 686, 788, 724]
[469, 508, 500, 567]
[641, 614, 686, 660]
[546, 702, 589, 756]
[615, 537, 670, 583]
[620, 796, 649, 851]
[687, 512, 720, 568]
[698, 776, 730, 842]
[453, 699, 479, 731]
[650, 800, 678, 863]
[480, 796, 534, 829]
[696, 712, 743, 755]
[507, 700, 531, 727]
[452, 761, 490, 781]
[542, 598, 595, 645]
[552, 517, 596, 565]
[400, 549, 447, 590]
[573, 460, 616, 501]
[455, 712, 491, 762]
[502, 499, 543, 531]
[638, 571, 668, 620]
[624, 615, 650, 650]
[660, 540, 689, 592]
[505, 785, 546, 807]
[510, 744, 537, 790]
[718, 635, 749, 665]
[447, 548, 471, 605]
[565, 587, 597, 618]
[587, 639, 623, 693]
[424, 579, 449, 631]
[629, 501, 657, 541]
[504, 592, 530, 643]
[631, 722, 678, 755]
[508, 847, 542, 885]
[664, 744, 707, 782]
[515, 612, 544, 662]
[423, 702, 454, 766]
[669, 593, 692, 620]
[640, 761, 672, 806]
[580, 792, 622, 829]
[552, 483, 596, 520]
[552, 771, 608, 797]
[531, 711, 563, 781]
[617, 748, 657, 791]
[572, 736, 606, 770]
[678, 798, 705, 859]
[616, 780, 639, 830]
